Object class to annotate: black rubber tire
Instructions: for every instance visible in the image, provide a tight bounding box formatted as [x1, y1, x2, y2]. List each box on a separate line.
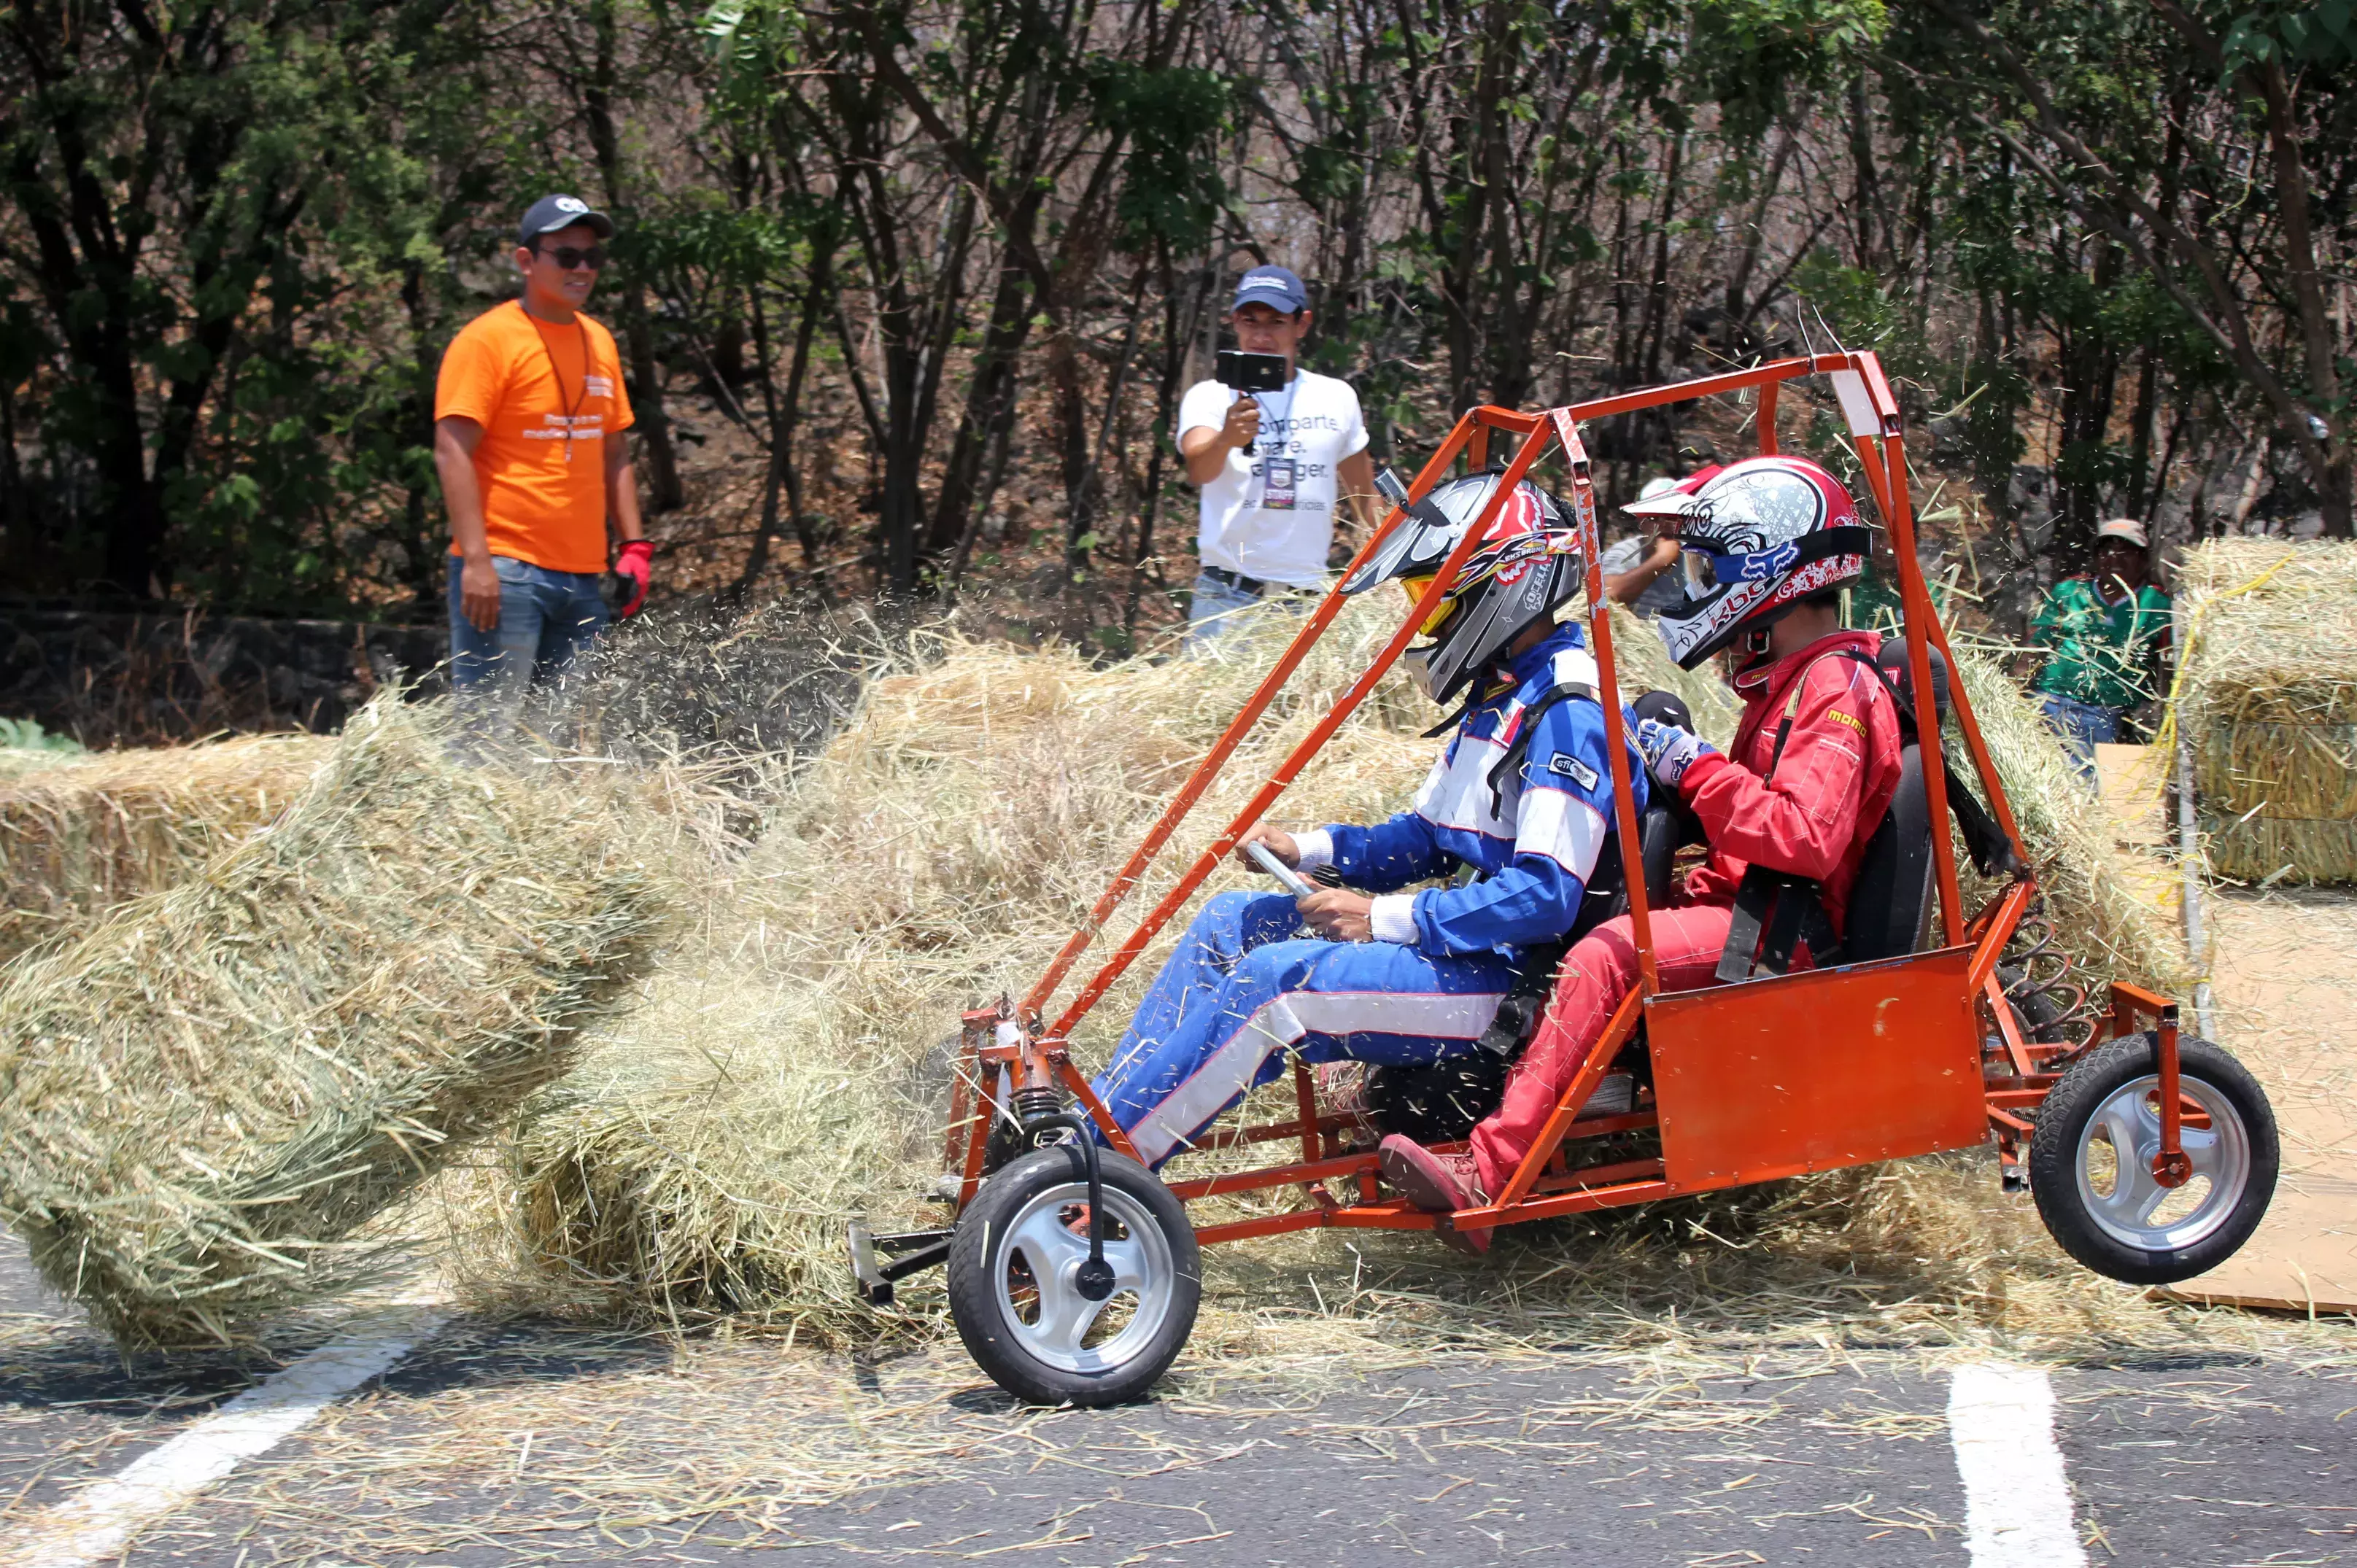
[1996, 960, 2071, 1044]
[2030, 1032, 2278, 1285]
[947, 1144, 1201, 1407]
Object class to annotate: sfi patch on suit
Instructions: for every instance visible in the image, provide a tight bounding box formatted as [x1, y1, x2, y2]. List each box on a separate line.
[1547, 754, 1601, 791]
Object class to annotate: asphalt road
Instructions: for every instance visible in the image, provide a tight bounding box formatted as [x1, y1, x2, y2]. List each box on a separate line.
[766, 1355, 2356, 1567]
[0, 1235, 2349, 1568]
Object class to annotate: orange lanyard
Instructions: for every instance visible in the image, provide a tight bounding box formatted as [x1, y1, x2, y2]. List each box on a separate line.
[522, 303, 591, 464]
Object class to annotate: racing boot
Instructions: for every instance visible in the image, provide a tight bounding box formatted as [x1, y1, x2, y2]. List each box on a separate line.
[1377, 1136, 1492, 1255]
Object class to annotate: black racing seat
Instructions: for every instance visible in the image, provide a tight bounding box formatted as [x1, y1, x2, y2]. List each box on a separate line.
[1568, 801, 1684, 944]
[1842, 740, 1936, 962]
[1841, 640, 1948, 962]
[1831, 638, 2028, 963]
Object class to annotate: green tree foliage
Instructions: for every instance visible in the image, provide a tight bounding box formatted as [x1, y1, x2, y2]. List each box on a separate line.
[1, 0, 2349, 622]
[1903, 0, 2353, 541]
[1091, 63, 1231, 255]
[1690, 0, 1886, 140]
[0, 0, 529, 605]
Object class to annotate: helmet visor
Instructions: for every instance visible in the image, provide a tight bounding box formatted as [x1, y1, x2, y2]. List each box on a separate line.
[1398, 574, 1452, 636]
[1684, 542, 1820, 594]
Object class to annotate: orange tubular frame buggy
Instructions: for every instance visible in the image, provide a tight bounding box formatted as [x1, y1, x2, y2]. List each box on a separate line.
[852, 354, 2249, 1400]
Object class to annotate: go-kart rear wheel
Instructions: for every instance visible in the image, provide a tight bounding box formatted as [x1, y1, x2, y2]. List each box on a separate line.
[946, 1142, 1200, 1407]
[2030, 1032, 2278, 1285]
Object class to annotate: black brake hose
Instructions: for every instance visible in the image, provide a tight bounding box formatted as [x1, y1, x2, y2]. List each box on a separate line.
[1019, 1112, 1115, 1301]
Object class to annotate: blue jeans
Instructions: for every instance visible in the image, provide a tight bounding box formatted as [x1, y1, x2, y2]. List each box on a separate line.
[447, 556, 608, 714]
[1091, 890, 1514, 1168]
[1185, 570, 1307, 651]
[2039, 692, 2120, 782]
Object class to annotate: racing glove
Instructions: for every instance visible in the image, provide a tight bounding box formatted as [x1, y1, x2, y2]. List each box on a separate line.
[610, 538, 654, 618]
[1635, 716, 1716, 794]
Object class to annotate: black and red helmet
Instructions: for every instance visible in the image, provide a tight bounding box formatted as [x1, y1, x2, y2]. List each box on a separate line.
[1341, 473, 1584, 704]
[1625, 456, 1874, 669]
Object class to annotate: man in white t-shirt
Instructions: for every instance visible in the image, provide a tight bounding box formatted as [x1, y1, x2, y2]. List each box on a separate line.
[1177, 266, 1377, 646]
[1600, 475, 1696, 618]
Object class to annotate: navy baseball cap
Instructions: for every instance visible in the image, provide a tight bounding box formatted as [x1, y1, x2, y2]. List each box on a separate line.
[519, 193, 615, 248]
[1231, 265, 1308, 315]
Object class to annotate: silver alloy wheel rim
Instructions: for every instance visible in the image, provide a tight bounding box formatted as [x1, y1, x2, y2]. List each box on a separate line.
[990, 1179, 1175, 1376]
[2072, 1073, 2250, 1252]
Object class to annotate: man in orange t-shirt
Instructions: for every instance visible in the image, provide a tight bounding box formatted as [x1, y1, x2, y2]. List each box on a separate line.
[433, 194, 652, 711]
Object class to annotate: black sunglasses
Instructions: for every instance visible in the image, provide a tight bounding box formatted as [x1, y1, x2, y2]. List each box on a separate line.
[535, 244, 608, 271]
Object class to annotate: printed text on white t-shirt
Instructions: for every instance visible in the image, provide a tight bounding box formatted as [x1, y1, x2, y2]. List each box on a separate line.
[1177, 370, 1369, 590]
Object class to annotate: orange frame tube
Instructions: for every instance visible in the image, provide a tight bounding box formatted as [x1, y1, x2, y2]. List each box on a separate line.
[1554, 408, 1657, 996]
[1015, 417, 1482, 1021]
[1040, 406, 1557, 1044]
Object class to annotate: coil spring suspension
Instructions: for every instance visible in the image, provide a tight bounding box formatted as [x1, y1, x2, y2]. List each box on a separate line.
[983, 1082, 1073, 1174]
[1013, 1084, 1067, 1130]
[1999, 905, 2099, 1056]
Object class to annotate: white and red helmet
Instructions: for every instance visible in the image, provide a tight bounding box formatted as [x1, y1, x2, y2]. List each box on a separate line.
[1628, 456, 1874, 669]
[1342, 472, 1584, 704]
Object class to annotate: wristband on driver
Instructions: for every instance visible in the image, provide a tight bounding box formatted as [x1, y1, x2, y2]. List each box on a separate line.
[1369, 893, 1419, 947]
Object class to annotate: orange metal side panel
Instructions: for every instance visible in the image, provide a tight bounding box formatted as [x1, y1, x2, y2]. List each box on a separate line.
[1646, 946, 1986, 1192]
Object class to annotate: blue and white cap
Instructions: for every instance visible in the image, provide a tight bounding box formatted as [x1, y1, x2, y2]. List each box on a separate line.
[519, 193, 615, 248]
[1231, 265, 1308, 315]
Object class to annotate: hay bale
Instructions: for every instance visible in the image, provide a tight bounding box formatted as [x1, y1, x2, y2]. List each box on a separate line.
[0, 695, 667, 1348]
[497, 961, 951, 1339]
[0, 734, 332, 962]
[1950, 640, 2191, 993]
[2199, 813, 2357, 888]
[2172, 540, 2357, 885]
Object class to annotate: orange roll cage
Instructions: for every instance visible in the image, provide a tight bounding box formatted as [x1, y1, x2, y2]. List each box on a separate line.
[942, 353, 2186, 1243]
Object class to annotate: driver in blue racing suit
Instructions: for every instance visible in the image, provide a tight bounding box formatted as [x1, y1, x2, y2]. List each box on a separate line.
[1092, 476, 1646, 1168]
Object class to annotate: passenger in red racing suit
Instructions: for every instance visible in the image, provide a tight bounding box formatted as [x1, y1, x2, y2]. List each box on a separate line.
[1380, 455, 1903, 1249]
[1463, 623, 1903, 1197]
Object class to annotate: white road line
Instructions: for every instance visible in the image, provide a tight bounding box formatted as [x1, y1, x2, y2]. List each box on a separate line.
[1948, 1361, 2087, 1567]
[0, 1306, 449, 1568]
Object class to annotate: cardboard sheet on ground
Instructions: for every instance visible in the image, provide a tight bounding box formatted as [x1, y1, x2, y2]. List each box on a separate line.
[2165, 890, 2357, 1314]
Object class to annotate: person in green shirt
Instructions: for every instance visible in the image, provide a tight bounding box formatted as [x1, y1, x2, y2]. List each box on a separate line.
[2022, 517, 2172, 776]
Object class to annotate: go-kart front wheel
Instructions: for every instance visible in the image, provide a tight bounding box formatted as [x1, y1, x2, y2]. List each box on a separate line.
[946, 1142, 1200, 1407]
[2030, 1032, 2278, 1285]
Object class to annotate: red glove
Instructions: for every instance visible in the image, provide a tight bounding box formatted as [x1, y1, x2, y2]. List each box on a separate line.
[612, 538, 654, 618]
